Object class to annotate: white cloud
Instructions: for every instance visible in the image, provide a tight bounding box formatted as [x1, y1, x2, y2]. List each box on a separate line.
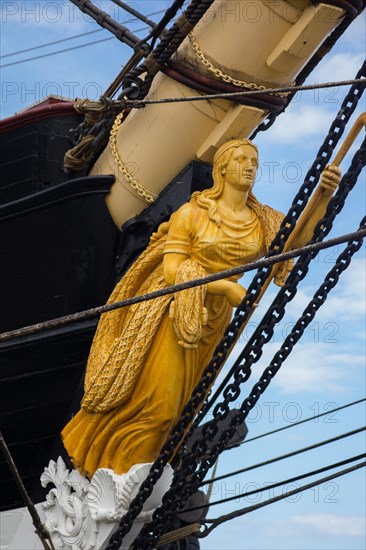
[221, 256, 365, 396]
[224, 336, 364, 397]
[262, 105, 335, 145]
[270, 513, 366, 537]
[311, 53, 366, 84]
[285, 257, 366, 323]
[336, 15, 366, 49]
[261, 342, 364, 394]
[0, 1, 168, 33]
[0, 1, 92, 33]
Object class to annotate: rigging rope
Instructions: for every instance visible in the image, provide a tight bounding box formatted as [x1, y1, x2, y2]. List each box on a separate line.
[109, 0, 157, 29]
[123, 0, 365, 102]
[63, 4, 366, 172]
[241, 397, 366, 445]
[63, 77, 365, 171]
[64, 0, 218, 170]
[125, 78, 365, 107]
[0, 9, 166, 60]
[136, 115, 366, 546]
[124, 0, 217, 95]
[196, 66, 366, 424]
[199, 460, 366, 538]
[139, 0, 187, 51]
[63, 0, 365, 171]
[138, 459, 366, 545]
[1, 5, 363, 550]
[199, 426, 366, 486]
[0, 22, 155, 70]
[0, 229, 364, 345]
[0, 37, 125, 69]
[182, 453, 366, 511]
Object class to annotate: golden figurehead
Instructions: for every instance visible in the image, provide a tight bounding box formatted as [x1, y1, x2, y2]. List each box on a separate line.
[61, 139, 340, 477]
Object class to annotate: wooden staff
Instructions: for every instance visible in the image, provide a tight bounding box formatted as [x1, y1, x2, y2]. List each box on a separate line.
[227, 112, 366, 355]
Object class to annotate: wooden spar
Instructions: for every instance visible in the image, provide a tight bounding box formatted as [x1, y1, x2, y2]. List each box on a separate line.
[90, 0, 347, 228]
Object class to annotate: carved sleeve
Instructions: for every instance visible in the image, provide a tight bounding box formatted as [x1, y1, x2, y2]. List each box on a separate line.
[163, 202, 195, 256]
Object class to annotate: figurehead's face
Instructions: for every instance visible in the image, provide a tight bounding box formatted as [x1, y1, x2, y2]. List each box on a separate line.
[223, 143, 258, 191]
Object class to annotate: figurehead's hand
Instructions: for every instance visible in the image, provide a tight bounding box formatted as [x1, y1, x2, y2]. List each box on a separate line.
[320, 164, 341, 192]
[225, 281, 247, 307]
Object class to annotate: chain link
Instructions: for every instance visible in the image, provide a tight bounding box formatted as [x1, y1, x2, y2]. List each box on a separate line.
[109, 111, 157, 203]
[188, 32, 294, 97]
[105, 64, 366, 550]
[196, 60, 366, 428]
[136, 136, 366, 550]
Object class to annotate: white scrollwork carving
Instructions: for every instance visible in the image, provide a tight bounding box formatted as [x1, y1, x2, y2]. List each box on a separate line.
[41, 457, 173, 550]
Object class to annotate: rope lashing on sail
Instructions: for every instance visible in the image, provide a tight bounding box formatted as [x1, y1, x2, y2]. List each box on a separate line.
[103, 70, 366, 549]
[64, 134, 95, 172]
[64, 96, 127, 173]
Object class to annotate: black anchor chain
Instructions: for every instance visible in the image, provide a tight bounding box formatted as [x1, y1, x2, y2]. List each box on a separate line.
[134, 135, 366, 549]
[122, 0, 217, 99]
[104, 65, 365, 550]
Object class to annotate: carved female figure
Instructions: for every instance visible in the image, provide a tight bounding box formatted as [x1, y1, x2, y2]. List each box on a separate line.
[61, 139, 339, 478]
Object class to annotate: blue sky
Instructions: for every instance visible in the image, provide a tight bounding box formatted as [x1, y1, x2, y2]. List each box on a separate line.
[1, 2, 365, 549]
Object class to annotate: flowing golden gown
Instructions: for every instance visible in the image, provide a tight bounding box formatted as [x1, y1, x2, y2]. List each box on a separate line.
[61, 198, 265, 477]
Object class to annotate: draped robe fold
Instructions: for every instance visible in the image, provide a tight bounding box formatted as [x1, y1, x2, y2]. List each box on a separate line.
[61, 197, 273, 477]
